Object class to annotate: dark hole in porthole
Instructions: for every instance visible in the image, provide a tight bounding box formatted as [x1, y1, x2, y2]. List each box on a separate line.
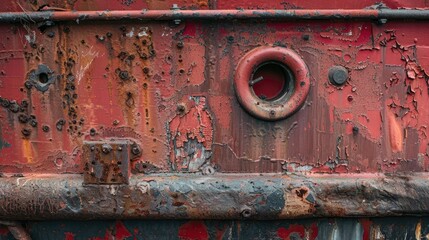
[38, 72, 49, 84]
[249, 61, 294, 101]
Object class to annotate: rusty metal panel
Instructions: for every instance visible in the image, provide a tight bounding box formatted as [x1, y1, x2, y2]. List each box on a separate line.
[1, 0, 429, 228]
[2, 12, 429, 175]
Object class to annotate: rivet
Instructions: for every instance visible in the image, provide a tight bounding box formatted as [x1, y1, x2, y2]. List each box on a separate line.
[328, 66, 349, 86]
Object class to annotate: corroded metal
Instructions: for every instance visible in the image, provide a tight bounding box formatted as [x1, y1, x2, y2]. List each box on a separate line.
[83, 140, 131, 185]
[1, 9, 429, 23]
[0, 174, 429, 220]
[1, 1, 429, 233]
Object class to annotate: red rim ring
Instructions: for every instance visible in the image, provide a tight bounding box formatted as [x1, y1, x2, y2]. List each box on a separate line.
[234, 46, 310, 120]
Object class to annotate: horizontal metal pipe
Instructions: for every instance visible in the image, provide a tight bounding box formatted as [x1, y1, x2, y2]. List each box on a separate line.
[0, 173, 429, 220]
[0, 9, 428, 23]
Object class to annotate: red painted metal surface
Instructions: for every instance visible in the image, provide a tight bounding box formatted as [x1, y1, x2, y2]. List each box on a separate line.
[1, 0, 429, 238]
[1, 11, 428, 174]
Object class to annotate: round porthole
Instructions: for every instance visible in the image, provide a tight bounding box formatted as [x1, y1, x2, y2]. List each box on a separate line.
[234, 46, 310, 120]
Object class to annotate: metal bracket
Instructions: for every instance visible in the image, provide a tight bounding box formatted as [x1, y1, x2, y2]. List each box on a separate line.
[83, 140, 132, 185]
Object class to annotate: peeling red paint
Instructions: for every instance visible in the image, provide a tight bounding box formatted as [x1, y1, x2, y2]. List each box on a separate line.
[360, 219, 372, 240]
[169, 96, 213, 171]
[309, 223, 318, 240]
[178, 221, 209, 240]
[277, 224, 305, 239]
[65, 232, 75, 240]
[115, 221, 132, 240]
[183, 22, 198, 37]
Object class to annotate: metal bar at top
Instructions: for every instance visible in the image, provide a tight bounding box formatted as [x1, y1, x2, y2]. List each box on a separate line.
[0, 173, 429, 220]
[0, 9, 428, 23]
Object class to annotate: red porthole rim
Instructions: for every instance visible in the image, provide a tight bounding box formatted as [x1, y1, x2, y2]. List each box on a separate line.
[234, 46, 310, 121]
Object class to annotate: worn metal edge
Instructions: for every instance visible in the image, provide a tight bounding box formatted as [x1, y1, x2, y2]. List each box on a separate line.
[0, 9, 429, 23]
[0, 173, 428, 220]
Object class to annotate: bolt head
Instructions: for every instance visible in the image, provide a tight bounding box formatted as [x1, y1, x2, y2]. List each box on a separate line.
[102, 144, 112, 154]
[132, 146, 141, 155]
[328, 66, 349, 86]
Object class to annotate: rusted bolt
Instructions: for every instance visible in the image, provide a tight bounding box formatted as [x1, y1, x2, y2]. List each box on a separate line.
[176, 104, 186, 114]
[95, 35, 105, 41]
[42, 125, 50, 132]
[21, 100, 28, 108]
[202, 166, 215, 175]
[29, 119, 37, 127]
[171, 4, 181, 25]
[269, 110, 276, 117]
[347, 95, 353, 102]
[21, 128, 31, 137]
[240, 206, 252, 218]
[47, 31, 55, 38]
[118, 70, 129, 80]
[302, 34, 310, 41]
[0, 99, 9, 108]
[18, 114, 29, 124]
[352, 126, 359, 135]
[118, 146, 122, 151]
[56, 119, 65, 131]
[89, 128, 96, 136]
[90, 146, 95, 151]
[113, 120, 119, 126]
[328, 66, 349, 86]
[102, 144, 112, 154]
[177, 41, 184, 49]
[132, 146, 141, 155]
[143, 67, 150, 74]
[9, 102, 19, 113]
[377, 18, 387, 25]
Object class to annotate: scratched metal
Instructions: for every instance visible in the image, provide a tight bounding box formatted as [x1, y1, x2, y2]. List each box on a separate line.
[1, 0, 429, 222]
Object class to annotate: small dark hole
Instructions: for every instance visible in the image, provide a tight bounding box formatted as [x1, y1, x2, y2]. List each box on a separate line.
[39, 73, 49, 84]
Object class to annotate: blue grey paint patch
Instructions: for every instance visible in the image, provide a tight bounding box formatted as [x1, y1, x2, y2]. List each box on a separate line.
[0, 137, 10, 151]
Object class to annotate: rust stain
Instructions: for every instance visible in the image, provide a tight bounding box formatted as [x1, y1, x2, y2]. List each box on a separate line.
[281, 187, 315, 217]
[21, 139, 33, 163]
[387, 110, 403, 153]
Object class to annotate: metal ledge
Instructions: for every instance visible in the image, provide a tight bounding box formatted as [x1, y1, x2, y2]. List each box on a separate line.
[0, 173, 428, 220]
[0, 9, 429, 23]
